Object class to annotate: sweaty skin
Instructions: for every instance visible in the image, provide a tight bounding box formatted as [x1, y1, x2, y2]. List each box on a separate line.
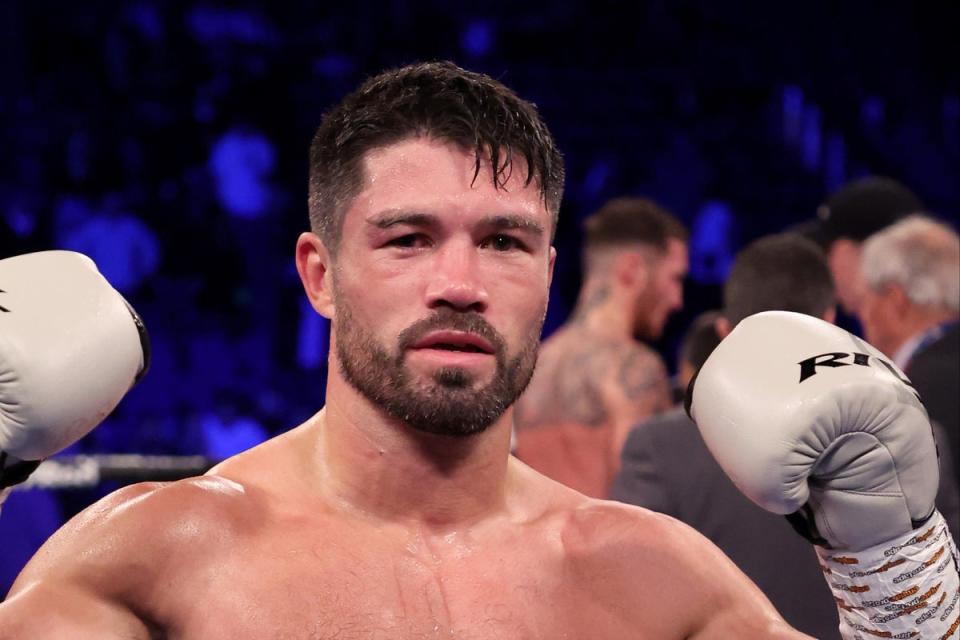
[2, 418, 808, 639]
[0, 139, 810, 639]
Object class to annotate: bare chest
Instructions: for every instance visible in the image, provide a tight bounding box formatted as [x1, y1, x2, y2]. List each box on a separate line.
[157, 525, 649, 640]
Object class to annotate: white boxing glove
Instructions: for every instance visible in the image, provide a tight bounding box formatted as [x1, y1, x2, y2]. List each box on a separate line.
[687, 311, 960, 639]
[0, 251, 149, 490]
[685, 310, 938, 552]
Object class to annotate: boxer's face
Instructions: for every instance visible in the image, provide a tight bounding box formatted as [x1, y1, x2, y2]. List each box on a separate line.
[328, 137, 555, 436]
[633, 239, 687, 340]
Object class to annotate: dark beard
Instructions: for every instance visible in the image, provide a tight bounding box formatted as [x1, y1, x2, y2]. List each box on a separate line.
[632, 282, 662, 342]
[334, 298, 542, 437]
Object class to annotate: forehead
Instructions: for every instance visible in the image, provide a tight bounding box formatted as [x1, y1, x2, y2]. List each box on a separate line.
[344, 137, 550, 228]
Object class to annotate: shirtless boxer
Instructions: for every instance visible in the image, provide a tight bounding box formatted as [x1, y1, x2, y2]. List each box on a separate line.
[514, 198, 683, 497]
[2, 62, 957, 639]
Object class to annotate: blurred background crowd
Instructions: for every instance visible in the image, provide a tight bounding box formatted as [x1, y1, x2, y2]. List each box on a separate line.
[2, 0, 958, 610]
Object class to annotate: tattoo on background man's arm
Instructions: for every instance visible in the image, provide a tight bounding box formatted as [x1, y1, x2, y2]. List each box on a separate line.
[555, 344, 620, 426]
[617, 349, 663, 400]
[518, 340, 621, 429]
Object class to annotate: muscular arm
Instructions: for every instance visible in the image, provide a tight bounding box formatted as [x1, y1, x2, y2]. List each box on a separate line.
[0, 484, 162, 639]
[692, 605, 813, 639]
[0, 476, 244, 638]
[1, 580, 155, 639]
[668, 520, 814, 640]
[573, 503, 813, 639]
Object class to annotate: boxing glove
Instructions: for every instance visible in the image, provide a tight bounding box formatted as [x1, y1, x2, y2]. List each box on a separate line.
[685, 310, 938, 552]
[0, 251, 150, 491]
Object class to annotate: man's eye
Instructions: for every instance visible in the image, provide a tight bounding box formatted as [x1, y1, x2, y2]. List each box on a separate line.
[482, 235, 524, 252]
[387, 234, 428, 249]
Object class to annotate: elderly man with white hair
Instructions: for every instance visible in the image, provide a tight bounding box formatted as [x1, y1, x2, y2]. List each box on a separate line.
[860, 215, 960, 534]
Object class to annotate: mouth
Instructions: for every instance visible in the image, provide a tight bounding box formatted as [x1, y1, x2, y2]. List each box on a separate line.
[410, 331, 495, 355]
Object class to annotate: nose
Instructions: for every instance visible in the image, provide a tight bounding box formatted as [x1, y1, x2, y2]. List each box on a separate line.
[424, 240, 490, 313]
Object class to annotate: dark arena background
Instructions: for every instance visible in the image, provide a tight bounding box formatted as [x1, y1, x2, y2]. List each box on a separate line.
[1, 0, 958, 595]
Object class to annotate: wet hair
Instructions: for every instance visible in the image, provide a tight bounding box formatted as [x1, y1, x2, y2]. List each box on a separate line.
[724, 233, 835, 326]
[308, 61, 565, 251]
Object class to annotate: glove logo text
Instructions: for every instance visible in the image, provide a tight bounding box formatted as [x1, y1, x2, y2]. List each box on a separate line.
[0, 288, 8, 312]
[797, 351, 913, 387]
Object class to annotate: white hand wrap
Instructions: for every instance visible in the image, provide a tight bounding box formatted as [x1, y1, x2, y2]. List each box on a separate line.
[818, 510, 959, 639]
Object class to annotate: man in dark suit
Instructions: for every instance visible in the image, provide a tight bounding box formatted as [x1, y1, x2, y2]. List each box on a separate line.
[612, 233, 960, 640]
[907, 326, 958, 456]
[860, 215, 959, 507]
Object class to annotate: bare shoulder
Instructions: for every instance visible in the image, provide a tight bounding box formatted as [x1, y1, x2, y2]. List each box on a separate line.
[617, 339, 666, 369]
[517, 329, 667, 430]
[612, 341, 668, 399]
[559, 498, 714, 568]
[11, 474, 258, 598]
[559, 498, 751, 588]
[556, 499, 810, 638]
[512, 464, 690, 556]
[1, 475, 261, 638]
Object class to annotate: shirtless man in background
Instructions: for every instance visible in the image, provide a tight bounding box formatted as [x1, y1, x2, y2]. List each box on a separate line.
[514, 198, 685, 497]
[2, 62, 954, 639]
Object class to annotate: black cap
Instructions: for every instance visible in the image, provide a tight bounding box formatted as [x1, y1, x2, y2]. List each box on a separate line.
[803, 176, 924, 248]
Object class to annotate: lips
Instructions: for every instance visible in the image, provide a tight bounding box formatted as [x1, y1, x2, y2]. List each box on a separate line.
[410, 330, 495, 354]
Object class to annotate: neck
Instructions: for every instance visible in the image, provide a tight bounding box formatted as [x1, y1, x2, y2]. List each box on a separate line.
[571, 279, 633, 338]
[313, 373, 514, 529]
[888, 307, 958, 358]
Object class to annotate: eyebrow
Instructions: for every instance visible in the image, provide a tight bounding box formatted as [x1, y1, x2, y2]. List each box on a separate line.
[368, 211, 436, 230]
[367, 210, 544, 238]
[480, 214, 545, 238]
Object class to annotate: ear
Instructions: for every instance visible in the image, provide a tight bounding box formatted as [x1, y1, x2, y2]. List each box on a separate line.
[296, 232, 335, 319]
[715, 315, 733, 339]
[547, 246, 557, 288]
[614, 250, 648, 290]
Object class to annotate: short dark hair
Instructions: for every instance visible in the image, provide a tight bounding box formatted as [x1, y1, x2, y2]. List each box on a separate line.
[583, 197, 688, 258]
[308, 61, 565, 251]
[724, 233, 835, 326]
[679, 310, 723, 370]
